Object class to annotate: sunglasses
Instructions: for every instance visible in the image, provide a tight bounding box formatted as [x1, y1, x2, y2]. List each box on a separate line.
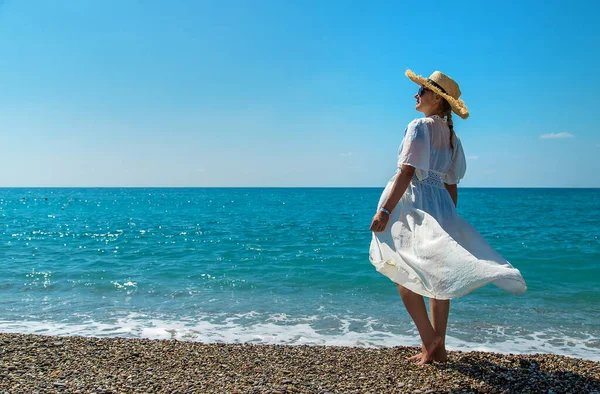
[417, 86, 432, 96]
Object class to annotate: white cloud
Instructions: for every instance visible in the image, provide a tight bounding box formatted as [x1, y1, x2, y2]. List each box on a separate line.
[340, 152, 353, 157]
[467, 155, 480, 160]
[540, 132, 575, 139]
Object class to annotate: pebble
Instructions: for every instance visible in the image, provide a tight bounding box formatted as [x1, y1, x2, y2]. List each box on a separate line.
[0, 333, 598, 393]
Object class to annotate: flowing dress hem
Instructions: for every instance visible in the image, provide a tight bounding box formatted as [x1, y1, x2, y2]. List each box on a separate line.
[370, 257, 527, 300]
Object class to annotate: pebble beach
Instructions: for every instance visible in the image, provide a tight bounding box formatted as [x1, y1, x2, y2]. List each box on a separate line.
[1, 333, 599, 394]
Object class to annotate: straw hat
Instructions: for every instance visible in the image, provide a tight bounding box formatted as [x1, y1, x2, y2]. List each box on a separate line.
[405, 69, 469, 119]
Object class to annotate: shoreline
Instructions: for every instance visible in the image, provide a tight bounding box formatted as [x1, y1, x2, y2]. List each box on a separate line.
[1, 333, 598, 393]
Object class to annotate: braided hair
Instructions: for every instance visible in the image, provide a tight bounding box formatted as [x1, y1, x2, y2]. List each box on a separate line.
[439, 98, 454, 151]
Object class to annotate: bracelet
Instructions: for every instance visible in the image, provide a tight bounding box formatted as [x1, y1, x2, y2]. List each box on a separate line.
[379, 207, 391, 215]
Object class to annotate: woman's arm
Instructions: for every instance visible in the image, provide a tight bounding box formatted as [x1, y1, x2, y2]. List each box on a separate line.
[370, 165, 415, 232]
[382, 165, 415, 212]
[444, 183, 458, 207]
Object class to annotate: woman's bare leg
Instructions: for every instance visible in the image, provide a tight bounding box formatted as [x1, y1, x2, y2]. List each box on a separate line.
[429, 298, 450, 362]
[396, 284, 442, 364]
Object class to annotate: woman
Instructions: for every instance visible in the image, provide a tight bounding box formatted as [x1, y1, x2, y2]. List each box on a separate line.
[369, 70, 527, 365]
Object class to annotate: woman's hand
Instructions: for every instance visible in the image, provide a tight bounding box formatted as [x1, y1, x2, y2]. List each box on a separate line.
[370, 211, 390, 232]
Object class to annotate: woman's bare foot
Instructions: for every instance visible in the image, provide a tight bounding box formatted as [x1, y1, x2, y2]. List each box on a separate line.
[417, 336, 443, 365]
[407, 353, 423, 362]
[433, 345, 448, 362]
[407, 342, 447, 364]
[406, 345, 425, 362]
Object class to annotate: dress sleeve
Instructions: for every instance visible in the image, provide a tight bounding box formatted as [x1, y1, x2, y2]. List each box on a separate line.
[444, 136, 467, 185]
[397, 119, 431, 181]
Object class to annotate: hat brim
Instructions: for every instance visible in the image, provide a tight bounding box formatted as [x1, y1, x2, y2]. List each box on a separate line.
[405, 69, 469, 119]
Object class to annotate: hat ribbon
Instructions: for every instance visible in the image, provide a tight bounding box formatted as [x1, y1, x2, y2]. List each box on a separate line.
[426, 79, 448, 95]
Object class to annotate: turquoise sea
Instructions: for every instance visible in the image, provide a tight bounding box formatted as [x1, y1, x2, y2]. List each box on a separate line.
[1, 188, 599, 361]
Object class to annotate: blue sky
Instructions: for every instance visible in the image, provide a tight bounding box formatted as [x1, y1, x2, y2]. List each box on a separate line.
[0, 0, 598, 187]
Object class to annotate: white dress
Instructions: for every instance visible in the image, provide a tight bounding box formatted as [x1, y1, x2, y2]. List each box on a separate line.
[369, 115, 527, 300]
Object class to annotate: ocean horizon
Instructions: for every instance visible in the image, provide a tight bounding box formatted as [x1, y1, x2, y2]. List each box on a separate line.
[2, 187, 600, 189]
